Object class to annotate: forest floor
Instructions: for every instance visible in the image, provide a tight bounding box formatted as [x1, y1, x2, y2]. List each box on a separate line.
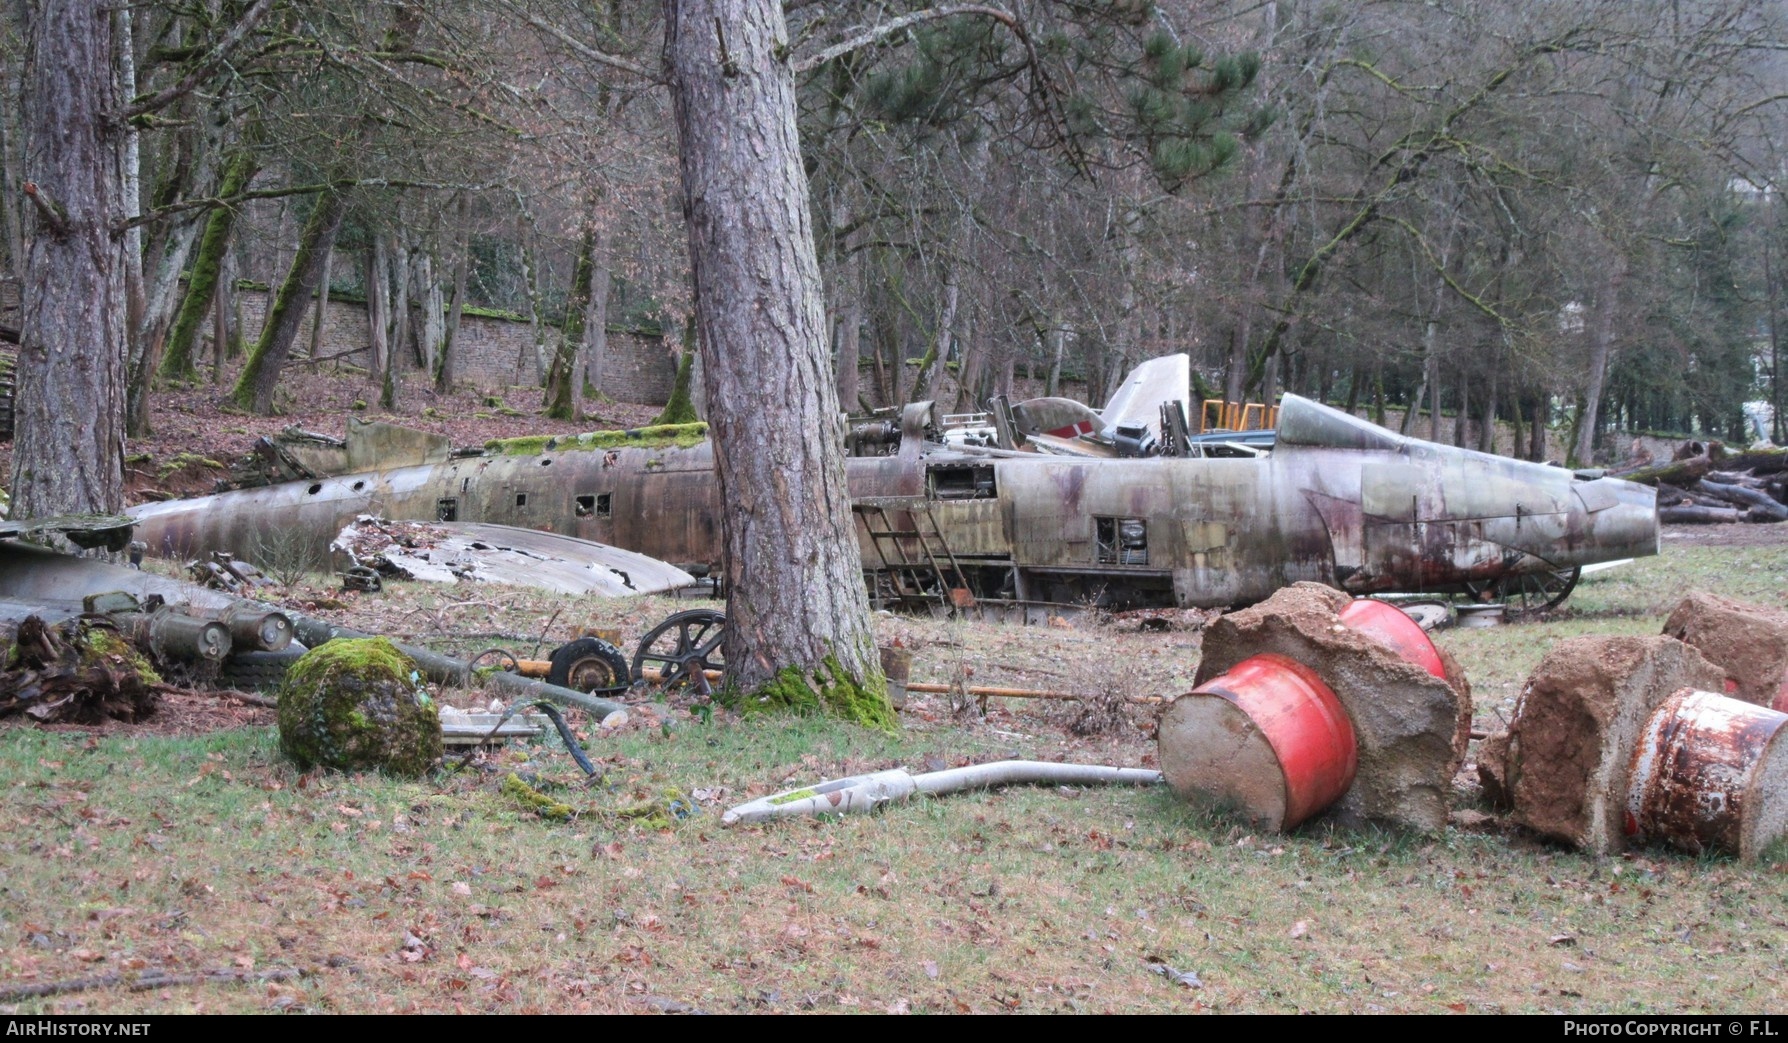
[1, 361, 667, 505]
[1, 374, 1786, 1013]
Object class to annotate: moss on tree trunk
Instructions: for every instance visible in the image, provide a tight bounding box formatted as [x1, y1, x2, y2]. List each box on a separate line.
[735, 653, 897, 731]
[161, 149, 257, 382]
[545, 226, 595, 421]
[232, 190, 346, 413]
[653, 325, 700, 426]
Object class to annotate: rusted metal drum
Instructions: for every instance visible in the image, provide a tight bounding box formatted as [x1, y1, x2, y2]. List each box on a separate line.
[1339, 598, 1447, 679]
[1625, 688, 1788, 860]
[1158, 653, 1358, 831]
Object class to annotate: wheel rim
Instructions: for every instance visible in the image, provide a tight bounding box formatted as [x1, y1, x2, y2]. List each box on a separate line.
[564, 655, 622, 691]
[1485, 566, 1581, 617]
[632, 609, 726, 690]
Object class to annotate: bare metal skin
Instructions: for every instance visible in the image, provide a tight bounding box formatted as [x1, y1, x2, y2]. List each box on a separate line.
[128, 395, 1658, 610]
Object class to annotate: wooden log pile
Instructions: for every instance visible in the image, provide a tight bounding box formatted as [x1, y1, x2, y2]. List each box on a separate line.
[1616, 439, 1788, 524]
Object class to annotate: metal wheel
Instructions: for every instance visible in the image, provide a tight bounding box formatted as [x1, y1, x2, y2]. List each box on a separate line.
[632, 609, 726, 691]
[1466, 566, 1581, 617]
[547, 637, 631, 693]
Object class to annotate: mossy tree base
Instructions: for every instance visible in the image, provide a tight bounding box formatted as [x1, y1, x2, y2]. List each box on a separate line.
[277, 637, 441, 777]
[736, 654, 898, 731]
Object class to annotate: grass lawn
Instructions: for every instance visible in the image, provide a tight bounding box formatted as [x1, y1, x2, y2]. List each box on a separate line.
[2, 527, 1785, 1013]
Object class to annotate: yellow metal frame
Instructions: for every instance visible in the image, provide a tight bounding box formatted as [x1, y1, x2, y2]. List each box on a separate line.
[1199, 399, 1279, 433]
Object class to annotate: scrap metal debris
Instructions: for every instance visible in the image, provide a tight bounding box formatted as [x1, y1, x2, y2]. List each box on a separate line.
[331, 516, 694, 597]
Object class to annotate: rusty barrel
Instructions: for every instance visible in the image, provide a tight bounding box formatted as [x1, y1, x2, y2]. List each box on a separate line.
[1158, 653, 1358, 831]
[1339, 598, 1446, 679]
[1624, 688, 1788, 861]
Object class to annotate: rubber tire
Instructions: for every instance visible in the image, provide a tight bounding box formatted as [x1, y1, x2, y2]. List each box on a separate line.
[547, 637, 631, 692]
[217, 649, 305, 692]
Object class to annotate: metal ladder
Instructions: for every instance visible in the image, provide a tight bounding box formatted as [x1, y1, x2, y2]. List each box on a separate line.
[853, 497, 972, 612]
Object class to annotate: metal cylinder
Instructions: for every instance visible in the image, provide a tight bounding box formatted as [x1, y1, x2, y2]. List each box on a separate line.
[146, 611, 232, 662]
[1625, 688, 1788, 861]
[220, 606, 294, 652]
[1158, 653, 1358, 831]
[1339, 598, 1447, 679]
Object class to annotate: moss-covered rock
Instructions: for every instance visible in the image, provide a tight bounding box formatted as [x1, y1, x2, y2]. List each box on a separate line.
[277, 638, 441, 777]
[738, 654, 898, 731]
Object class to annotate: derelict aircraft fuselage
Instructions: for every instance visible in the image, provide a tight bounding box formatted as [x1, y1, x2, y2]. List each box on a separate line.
[127, 393, 1659, 611]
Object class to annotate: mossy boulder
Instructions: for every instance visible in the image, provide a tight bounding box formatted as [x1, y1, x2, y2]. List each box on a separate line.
[277, 638, 441, 777]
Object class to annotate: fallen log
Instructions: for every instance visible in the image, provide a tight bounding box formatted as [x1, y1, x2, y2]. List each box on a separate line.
[1619, 454, 1715, 488]
[1727, 447, 1788, 476]
[1660, 505, 1743, 525]
[1697, 480, 1788, 521]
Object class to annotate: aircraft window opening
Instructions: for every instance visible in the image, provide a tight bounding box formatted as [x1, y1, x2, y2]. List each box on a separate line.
[515, 493, 529, 508]
[540, 458, 552, 466]
[436, 497, 459, 522]
[352, 480, 365, 492]
[307, 483, 322, 495]
[576, 494, 595, 517]
[461, 478, 470, 493]
[597, 493, 612, 518]
[1095, 517, 1149, 566]
[930, 464, 996, 500]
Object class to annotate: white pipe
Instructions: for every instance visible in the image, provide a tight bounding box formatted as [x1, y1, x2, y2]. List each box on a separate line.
[722, 761, 1161, 826]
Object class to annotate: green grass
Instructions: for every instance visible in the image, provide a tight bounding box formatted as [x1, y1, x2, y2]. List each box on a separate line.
[4, 535, 1787, 1013]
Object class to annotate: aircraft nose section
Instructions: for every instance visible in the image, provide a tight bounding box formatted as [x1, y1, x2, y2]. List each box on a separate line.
[1565, 476, 1660, 564]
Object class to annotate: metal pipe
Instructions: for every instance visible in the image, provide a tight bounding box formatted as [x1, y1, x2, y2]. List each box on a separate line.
[723, 760, 1161, 826]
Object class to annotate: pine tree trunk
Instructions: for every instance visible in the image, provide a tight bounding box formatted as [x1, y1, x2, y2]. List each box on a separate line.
[664, 0, 885, 712]
[14, 0, 127, 518]
[232, 190, 346, 413]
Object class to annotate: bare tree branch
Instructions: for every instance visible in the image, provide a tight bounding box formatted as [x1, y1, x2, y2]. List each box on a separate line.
[492, 0, 659, 81]
[792, 4, 1018, 74]
[118, 0, 277, 121]
[120, 177, 500, 230]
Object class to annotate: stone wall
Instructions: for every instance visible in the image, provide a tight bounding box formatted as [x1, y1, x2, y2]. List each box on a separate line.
[230, 287, 677, 402]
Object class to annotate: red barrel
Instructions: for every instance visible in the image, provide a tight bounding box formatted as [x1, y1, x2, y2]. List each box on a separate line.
[1159, 653, 1358, 830]
[1340, 598, 1447, 680]
[1625, 688, 1788, 860]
